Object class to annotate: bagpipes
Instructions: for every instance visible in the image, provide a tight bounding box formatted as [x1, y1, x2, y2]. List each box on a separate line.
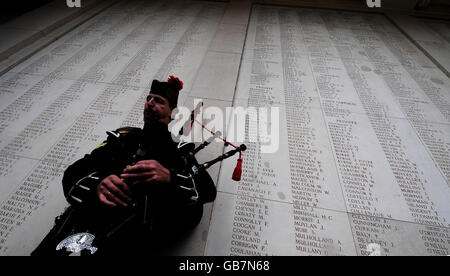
[31, 101, 246, 256]
[176, 101, 246, 181]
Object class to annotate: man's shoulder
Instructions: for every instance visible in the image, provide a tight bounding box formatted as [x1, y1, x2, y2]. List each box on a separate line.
[106, 127, 142, 139]
[115, 127, 142, 135]
[94, 127, 141, 150]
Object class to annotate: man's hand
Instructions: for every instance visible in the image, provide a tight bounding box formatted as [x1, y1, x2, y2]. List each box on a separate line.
[120, 160, 171, 187]
[97, 175, 132, 207]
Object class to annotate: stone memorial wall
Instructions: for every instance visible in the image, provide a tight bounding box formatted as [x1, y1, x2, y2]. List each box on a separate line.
[0, 0, 227, 255]
[389, 15, 450, 77]
[0, 1, 449, 256]
[205, 5, 450, 256]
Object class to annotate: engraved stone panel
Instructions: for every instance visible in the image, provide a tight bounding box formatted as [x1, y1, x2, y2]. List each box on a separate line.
[389, 15, 450, 76]
[205, 5, 450, 256]
[0, 0, 227, 255]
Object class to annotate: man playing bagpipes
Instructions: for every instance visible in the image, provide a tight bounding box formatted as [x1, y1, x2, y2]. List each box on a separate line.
[31, 76, 245, 255]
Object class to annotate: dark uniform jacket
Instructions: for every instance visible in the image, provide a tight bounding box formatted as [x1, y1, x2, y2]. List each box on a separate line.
[60, 122, 216, 254]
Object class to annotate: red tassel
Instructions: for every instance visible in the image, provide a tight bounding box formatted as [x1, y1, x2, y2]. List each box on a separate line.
[232, 155, 243, 181]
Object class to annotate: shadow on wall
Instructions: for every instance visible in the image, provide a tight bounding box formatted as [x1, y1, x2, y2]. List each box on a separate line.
[1, 0, 53, 24]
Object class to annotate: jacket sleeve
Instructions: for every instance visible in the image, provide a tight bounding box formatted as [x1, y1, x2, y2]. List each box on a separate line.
[62, 141, 112, 205]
